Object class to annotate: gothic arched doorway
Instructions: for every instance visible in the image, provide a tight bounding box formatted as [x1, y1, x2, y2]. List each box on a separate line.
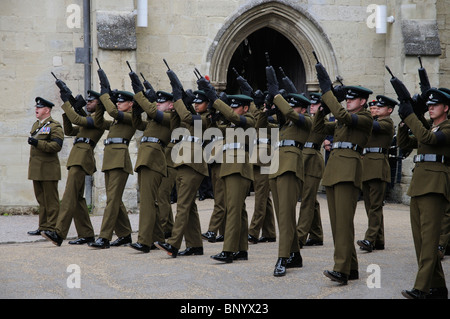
[206, 1, 338, 96]
[226, 27, 306, 95]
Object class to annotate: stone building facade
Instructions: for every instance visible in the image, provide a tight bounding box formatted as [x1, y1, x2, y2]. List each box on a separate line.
[1, 0, 449, 214]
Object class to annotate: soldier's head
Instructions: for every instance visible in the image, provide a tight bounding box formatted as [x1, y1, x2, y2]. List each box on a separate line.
[156, 91, 174, 112]
[228, 94, 253, 115]
[425, 88, 450, 124]
[193, 90, 209, 113]
[368, 100, 377, 117]
[308, 92, 322, 115]
[86, 90, 100, 113]
[287, 93, 310, 114]
[344, 86, 373, 113]
[115, 91, 134, 112]
[34, 97, 54, 121]
[374, 95, 397, 118]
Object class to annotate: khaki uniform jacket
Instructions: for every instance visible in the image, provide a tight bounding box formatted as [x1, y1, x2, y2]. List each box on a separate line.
[212, 99, 255, 181]
[132, 91, 172, 176]
[250, 103, 274, 167]
[96, 94, 136, 175]
[303, 128, 327, 179]
[362, 116, 394, 183]
[28, 116, 63, 181]
[398, 114, 450, 201]
[313, 90, 373, 189]
[62, 101, 105, 175]
[269, 94, 312, 180]
[171, 99, 209, 176]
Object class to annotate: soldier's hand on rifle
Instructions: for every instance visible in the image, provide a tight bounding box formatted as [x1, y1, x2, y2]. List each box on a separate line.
[60, 88, 71, 103]
[169, 75, 183, 101]
[398, 100, 414, 120]
[315, 63, 332, 94]
[145, 89, 157, 103]
[197, 77, 218, 103]
[98, 69, 111, 95]
[266, 72, 279, 100]
[332, 85, 347, 102]
[253, 89, 265, 109]
[129, 71, 144, 94]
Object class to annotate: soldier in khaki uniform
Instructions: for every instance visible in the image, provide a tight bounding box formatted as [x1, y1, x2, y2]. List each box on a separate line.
[42, 90, 105, 246]
[266, 92, 312, 277]
[357, 95, 395, 252]
[314, 62, 373, 285]
[297, 93, 327, 248]
[155, 88, 211, 257]
[89, 84, 137, 249]
[27, 97, 64, 235]
[248, 96, 277, 244]
[198, 76, 256, 263]
[397, 88, 449, 299]
[127, 70, 172, 253]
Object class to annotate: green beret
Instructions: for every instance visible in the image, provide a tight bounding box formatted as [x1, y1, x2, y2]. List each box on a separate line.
[309, 92, 322, 104]
[87, 90, 101, 101]
[287, 93, 310, 108]
[228, 94, 254, 107]
[425, 88, 450, 106]
[344, 86, 373, 99]
[156, 91, 174, 103]
[35, 97, 54, 108]
[193, 90, 209, 103]
[116, 91, 134, 102]
[375, 95, 398, 108]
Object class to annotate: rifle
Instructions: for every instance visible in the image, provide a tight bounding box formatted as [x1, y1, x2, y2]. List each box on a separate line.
[139, 72, 157, 102]
[164, 59, 195, 113]
[418, 56, 431, 96]
[51, 72, 87, 116]
[232, 67, 253, 97]
[278, 67, 297, 94]
[265, 52, 284, 125]
[386, 65, 411, 103]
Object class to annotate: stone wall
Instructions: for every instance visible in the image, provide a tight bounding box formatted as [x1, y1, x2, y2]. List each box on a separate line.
[1, 0, 448, 214]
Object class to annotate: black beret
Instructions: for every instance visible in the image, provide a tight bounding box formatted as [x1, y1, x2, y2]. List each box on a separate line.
[425, 88, 450, 106]
[35, 97, 54, 108]
[87, 90, 101, 101]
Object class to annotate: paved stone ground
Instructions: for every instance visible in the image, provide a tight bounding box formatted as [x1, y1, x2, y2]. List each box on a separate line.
[0, 192, 448, 305]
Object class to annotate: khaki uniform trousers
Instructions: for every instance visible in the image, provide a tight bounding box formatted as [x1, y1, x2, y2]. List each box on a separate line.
[325, 182, 360, 275]
[270, 172, 302, 258]
[56, 165, 94, 239]
[222, 173, 251, 252]
[158, 166, 176, 234]
[410, 194, 447, 292]
[439, 203, 450, 249]
[33, 180, 59, 231]
[362, 179, 386, 246]
[297, 174, 323, 245]
[248, 165, 276, 239]
[206, 163, 226, 235]
[167, 165, 204, 249]
[99, 168, 132, 240]
[137, 166, 164, 246]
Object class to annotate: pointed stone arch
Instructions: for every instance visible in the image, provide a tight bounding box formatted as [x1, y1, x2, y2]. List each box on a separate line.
[206, 1, 338, 93]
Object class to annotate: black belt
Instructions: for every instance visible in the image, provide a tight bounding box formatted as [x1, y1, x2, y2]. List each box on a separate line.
[222, 142, 249, 152]
[254, 138, 271, 145]
[332, 141, 363, 154]
[141, 136, 165, 147]
[303, 142, 320, 150]
[363, 147, 388, 155]
[74, 137, 96, 147]
[413, 154, 450, 165]
[103, 137, 130, 146]
[276, 140, 303, 149]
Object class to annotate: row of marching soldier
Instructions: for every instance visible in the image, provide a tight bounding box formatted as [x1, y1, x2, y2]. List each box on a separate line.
[29, 55, 449, 299]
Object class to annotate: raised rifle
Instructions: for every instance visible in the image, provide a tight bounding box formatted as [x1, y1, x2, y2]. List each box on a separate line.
[386, 65, 411, 103]
[51, 72, 86, 115]
[278, 67, 297, 94]
[164, 59, 195, 113]
[232, 67, 253, 97]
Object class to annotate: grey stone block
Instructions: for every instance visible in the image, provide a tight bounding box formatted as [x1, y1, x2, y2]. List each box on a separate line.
[401, 19, 441, 56]
[97, 11, 136, 50]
